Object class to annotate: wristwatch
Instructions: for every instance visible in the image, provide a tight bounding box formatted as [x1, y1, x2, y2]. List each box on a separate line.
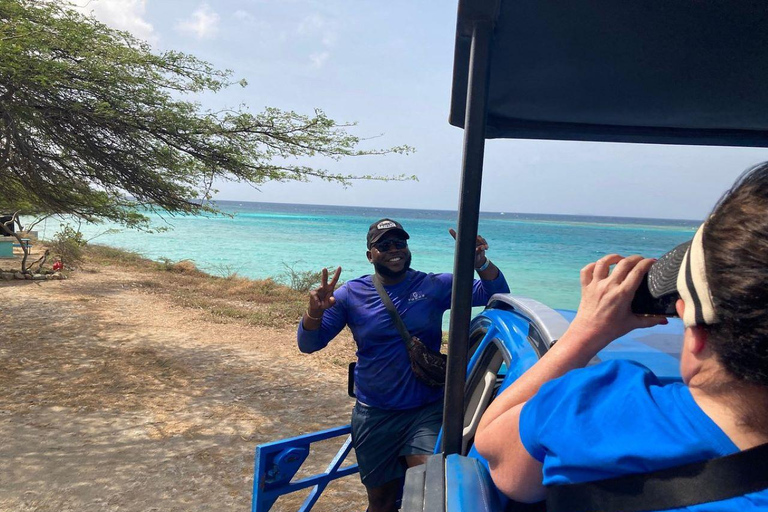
[476, 258, 491, 272]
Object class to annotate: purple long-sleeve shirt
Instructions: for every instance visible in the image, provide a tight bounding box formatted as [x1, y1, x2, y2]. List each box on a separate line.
[297, 269, 509, 410]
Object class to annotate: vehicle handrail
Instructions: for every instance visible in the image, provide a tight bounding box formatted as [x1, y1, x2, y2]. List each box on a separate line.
[486, 294, 570, 349]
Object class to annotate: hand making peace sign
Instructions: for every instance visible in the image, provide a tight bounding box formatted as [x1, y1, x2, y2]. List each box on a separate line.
[307, 266, 342, 318]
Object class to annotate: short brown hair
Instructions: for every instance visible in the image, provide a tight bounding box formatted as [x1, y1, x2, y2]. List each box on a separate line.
[703, 162, 768, 387]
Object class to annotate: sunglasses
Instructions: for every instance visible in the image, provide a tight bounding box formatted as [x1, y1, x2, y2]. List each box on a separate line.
[372, 239, 408, 251]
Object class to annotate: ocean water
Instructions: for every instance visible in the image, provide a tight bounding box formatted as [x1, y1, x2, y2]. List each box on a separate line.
[61, 201, 699, 323]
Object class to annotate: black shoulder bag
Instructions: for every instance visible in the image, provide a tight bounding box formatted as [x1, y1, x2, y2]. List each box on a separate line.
[547, 442, 768, 512]
[372, 275, 447, 387]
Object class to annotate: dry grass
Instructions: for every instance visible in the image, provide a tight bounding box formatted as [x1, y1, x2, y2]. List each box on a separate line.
[86, 244, 307, 329]
[83, 244, 357, 371]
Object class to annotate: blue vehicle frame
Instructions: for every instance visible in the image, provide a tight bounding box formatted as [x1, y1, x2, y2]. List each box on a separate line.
[252, 425, 358, 512]
[252, 295, 683, 511]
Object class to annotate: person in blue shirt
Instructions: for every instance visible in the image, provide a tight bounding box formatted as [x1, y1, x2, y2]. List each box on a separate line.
[298, 218, 509, 512]
[475, 163, 768, 510]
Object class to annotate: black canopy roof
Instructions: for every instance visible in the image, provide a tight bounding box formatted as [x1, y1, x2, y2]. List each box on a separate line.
[450, 0, 768, 146]
[440, 0, 768, 457]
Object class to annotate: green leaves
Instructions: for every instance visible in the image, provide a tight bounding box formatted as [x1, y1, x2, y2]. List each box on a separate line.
[0, 0, 414, 229]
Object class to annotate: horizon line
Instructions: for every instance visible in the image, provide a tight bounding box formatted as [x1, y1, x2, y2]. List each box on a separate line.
[207, 198, 702, 224]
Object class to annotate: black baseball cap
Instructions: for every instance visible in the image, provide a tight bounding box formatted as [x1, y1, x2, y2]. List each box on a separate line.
[366, 218, 409, 248]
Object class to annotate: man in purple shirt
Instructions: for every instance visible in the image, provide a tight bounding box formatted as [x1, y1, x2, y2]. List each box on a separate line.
[298, 218, 509, 512]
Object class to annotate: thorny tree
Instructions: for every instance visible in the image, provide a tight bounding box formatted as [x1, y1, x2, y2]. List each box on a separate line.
[0, 0, 413, 238]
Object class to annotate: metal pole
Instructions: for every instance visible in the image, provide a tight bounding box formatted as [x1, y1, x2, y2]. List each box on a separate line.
[442, 20, 493, 456]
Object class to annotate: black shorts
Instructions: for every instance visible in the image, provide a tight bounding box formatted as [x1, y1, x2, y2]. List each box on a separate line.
[351, 399, 443, 488]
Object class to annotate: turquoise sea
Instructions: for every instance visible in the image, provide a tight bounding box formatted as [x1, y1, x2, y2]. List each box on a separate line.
[65, 201, 699, 323]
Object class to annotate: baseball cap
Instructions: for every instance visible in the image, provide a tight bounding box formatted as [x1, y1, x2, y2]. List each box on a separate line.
[645, 240, 691, 300]
[366, 218, 409, 248]
[643, 224, 717, 327]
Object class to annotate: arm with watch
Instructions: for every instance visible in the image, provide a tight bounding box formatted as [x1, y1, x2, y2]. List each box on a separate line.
[475, 255, 500, 280]
[449, 227, 503, 282]
[447, 228, 509, 302]
[471, 255, 509, 305]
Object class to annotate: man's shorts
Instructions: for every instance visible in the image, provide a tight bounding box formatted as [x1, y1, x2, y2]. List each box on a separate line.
[350, 399, 443, 488]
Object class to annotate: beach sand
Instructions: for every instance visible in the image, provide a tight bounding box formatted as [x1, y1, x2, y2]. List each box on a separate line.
[0, 248, 366, 511]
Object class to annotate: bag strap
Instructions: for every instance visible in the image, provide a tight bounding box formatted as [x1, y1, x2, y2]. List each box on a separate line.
[372, 275, 416, 351]
[546, 442, 768, 512]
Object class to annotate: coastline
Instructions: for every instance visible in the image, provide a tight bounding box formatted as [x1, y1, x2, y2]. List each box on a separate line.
[69, 202, 699, 316]
[0, 245, 364, 511]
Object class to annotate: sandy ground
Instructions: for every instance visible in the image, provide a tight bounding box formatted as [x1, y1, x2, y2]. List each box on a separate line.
[0, 254, 367, 511]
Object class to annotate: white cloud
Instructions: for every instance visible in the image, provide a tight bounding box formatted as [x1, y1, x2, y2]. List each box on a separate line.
[69, 0, 156, 43]
[233, 9, 272, 32]
[309, 51, 329, 69]
[297, 14, 338, 47]
[175, 3, 220, 40]
[233, 10, 255, 23]
[296, 14, 338, 69]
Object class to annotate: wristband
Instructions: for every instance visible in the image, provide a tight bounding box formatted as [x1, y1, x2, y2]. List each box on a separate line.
[475, 258, 491, 272]
[306, 309, 323, 321]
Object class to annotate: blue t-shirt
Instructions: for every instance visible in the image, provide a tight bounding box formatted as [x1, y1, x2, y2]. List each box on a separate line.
[298, 269, 509, 410]
[519, 360, 768, 511]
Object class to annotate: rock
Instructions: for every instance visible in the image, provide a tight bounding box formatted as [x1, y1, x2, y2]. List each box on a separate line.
[32, 274, 46, 281]
[14, 272, 24, 280]
[24, 273, 32, 280]
[1, 272, 13, 280]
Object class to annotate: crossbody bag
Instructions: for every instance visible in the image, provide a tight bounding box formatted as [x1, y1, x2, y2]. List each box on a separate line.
[372, 275, 447, 387]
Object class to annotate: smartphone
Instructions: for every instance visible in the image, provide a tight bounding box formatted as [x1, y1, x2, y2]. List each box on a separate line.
[631, 273, 679, 316]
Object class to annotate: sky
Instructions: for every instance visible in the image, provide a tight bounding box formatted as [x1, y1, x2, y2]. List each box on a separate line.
[69, 0, 768, 220]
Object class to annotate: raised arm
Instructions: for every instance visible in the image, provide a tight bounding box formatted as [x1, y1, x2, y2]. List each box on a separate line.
[448, 229, 510, 305]
[474, 255, 665, 501]
[449, 228, 503, 281]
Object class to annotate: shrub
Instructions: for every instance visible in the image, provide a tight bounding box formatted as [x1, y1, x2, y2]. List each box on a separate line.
[171, 260, 198, 274]
[280, 263, 324, 293]
[157, 258, 200, 275]
[51, 225, 87, 265]
[208, 263, 243, 279]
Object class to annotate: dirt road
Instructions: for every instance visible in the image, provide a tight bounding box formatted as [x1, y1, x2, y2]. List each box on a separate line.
[0, 264, 366, 512]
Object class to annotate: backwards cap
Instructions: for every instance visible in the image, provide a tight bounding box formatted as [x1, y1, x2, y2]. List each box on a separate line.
[645, 224, 718, 327]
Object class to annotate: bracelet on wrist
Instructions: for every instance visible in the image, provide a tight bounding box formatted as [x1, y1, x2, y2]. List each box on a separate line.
[475, 258, 491, 272]
[306, 309, 323, 321]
